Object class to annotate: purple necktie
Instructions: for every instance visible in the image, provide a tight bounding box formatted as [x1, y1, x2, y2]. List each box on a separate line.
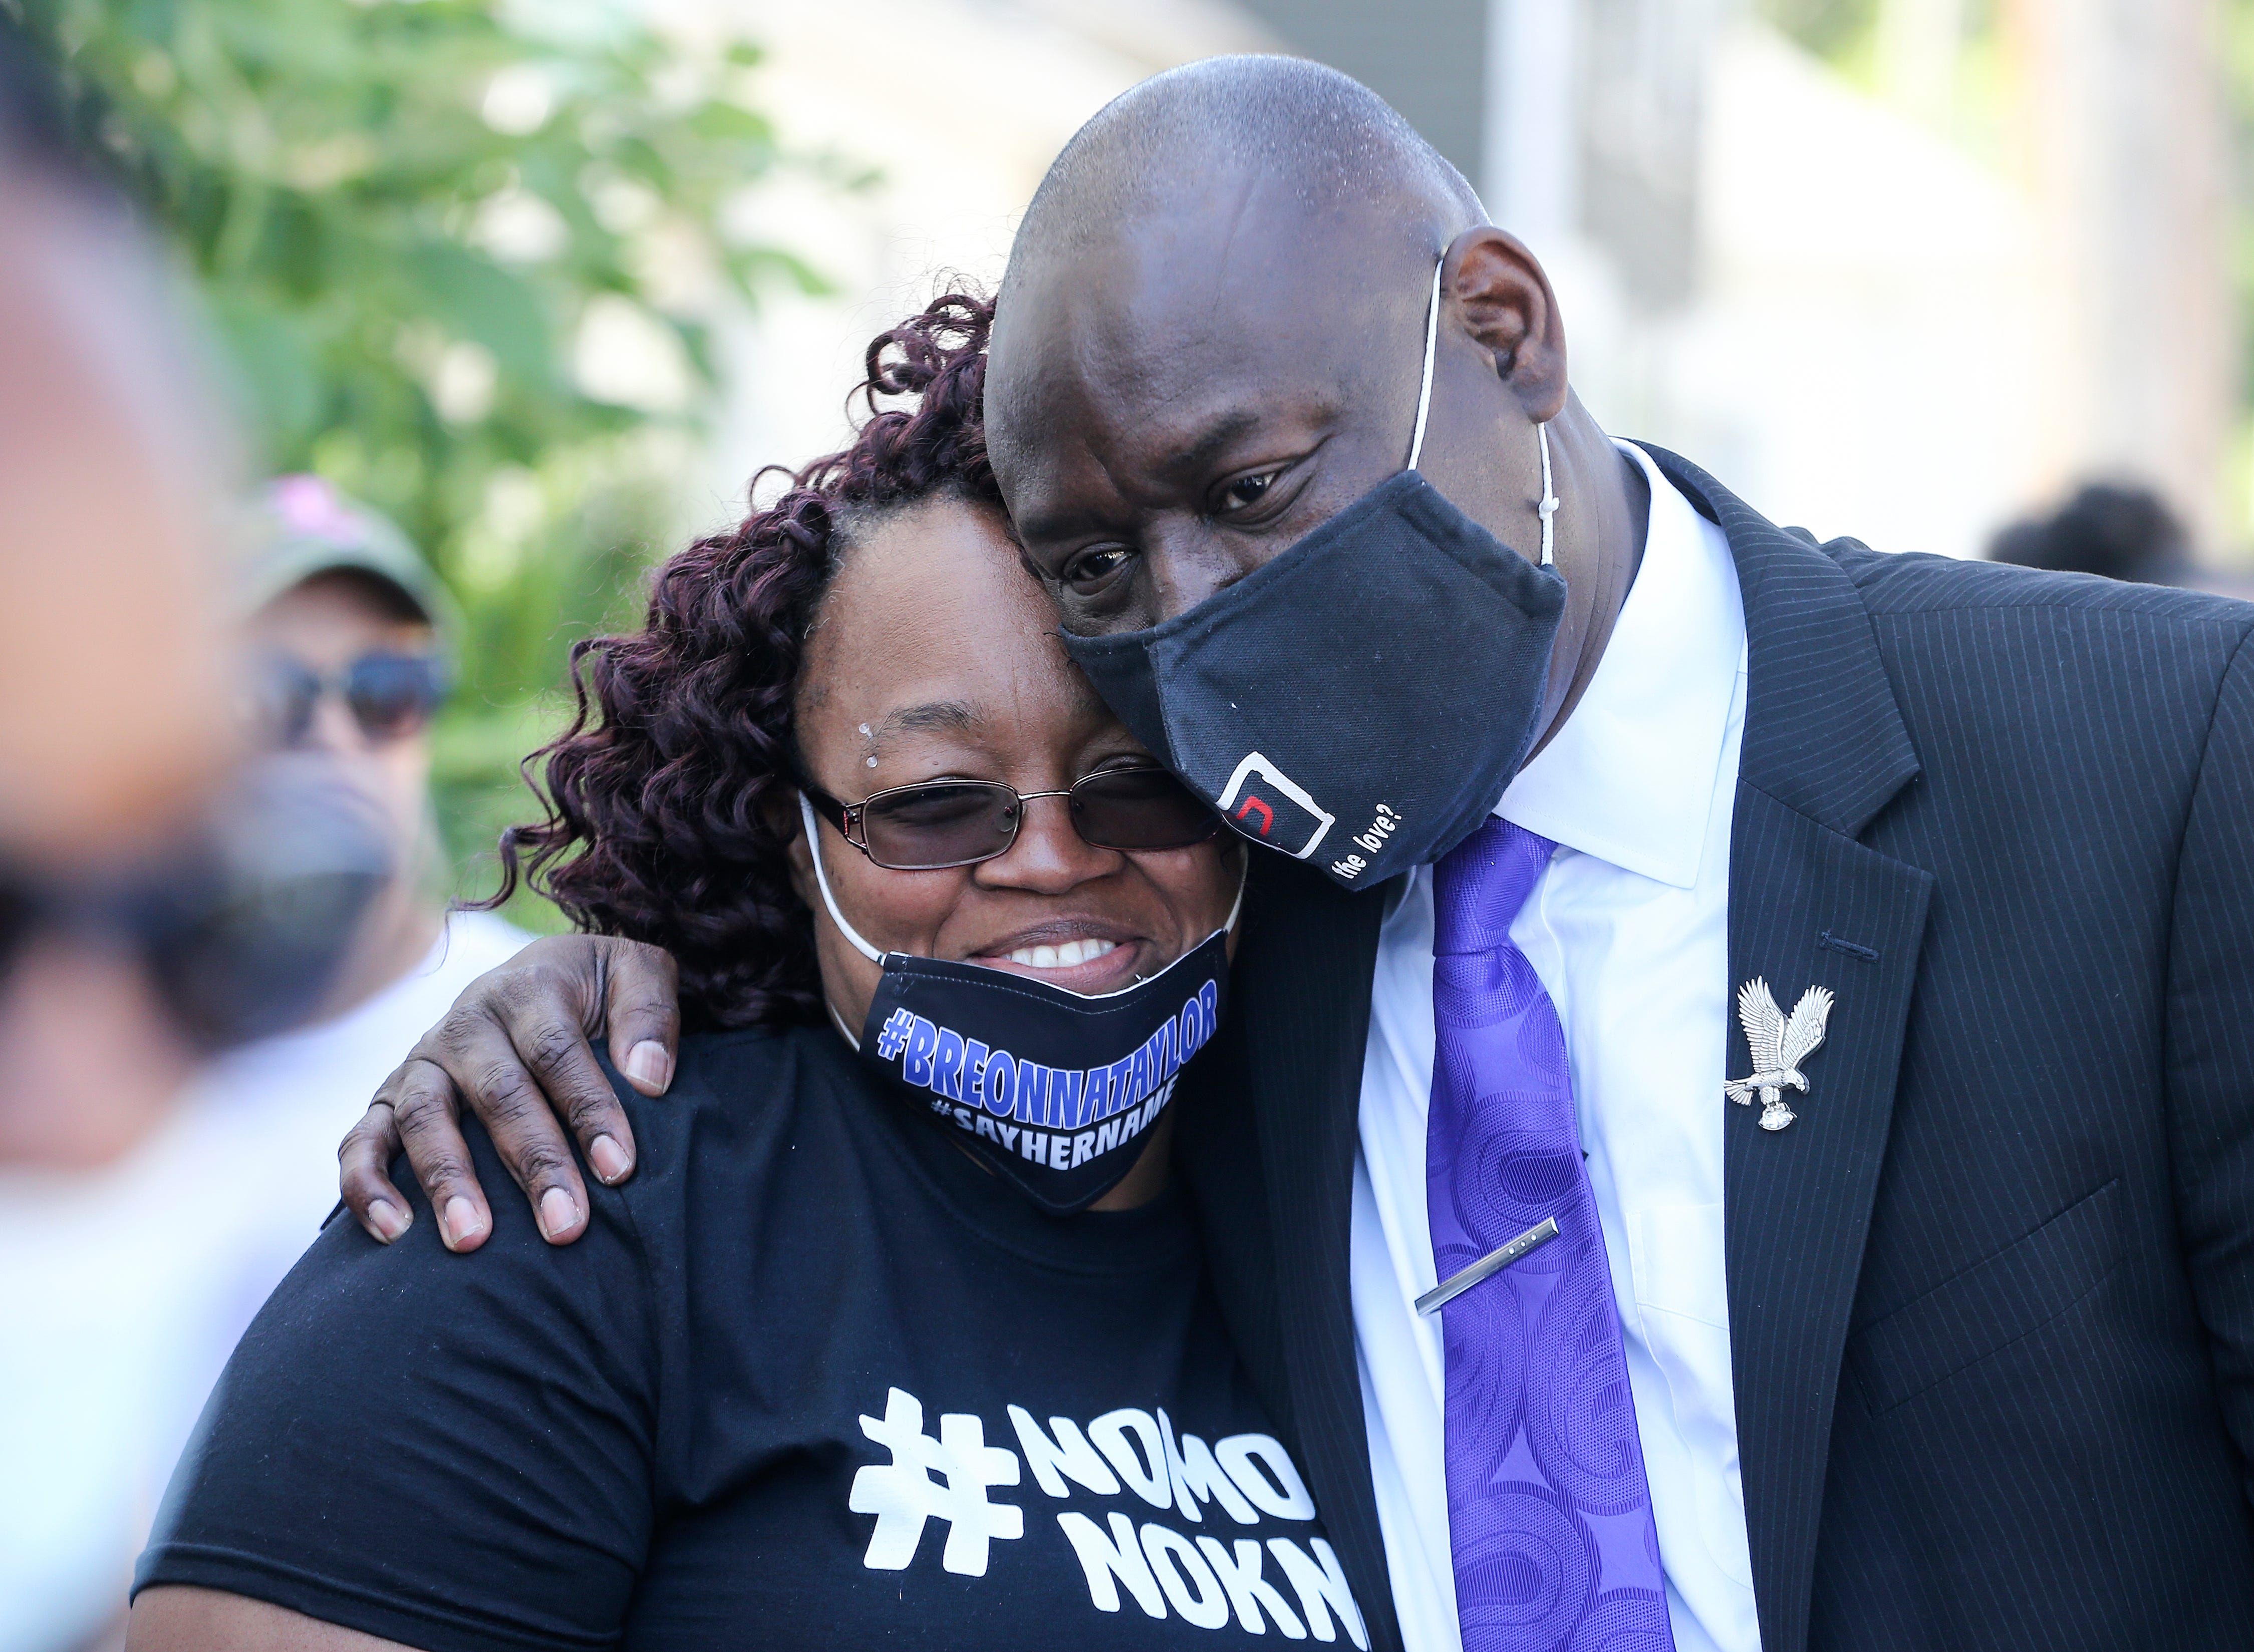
[1428, 817, 1675, 1652]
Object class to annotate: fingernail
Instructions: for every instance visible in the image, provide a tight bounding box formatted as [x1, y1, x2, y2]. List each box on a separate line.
[367, 1198, 410, 1243]
[538, 1186, 580, 1240]
[590, 1133, 632, 1183]
[624, 1040, 673, 1092]
[441, 1196, 485, 1249]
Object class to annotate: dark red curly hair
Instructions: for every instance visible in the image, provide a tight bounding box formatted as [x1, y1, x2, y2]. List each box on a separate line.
[487, 293, 1000, 1028]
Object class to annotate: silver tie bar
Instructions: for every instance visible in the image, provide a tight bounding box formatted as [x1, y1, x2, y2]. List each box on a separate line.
[1415, 1217, 1560, 1316]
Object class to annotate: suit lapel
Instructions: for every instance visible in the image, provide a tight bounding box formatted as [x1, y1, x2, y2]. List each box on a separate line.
[1647, 446, 1934, 1652]
[1721, 789, 1930, 1652]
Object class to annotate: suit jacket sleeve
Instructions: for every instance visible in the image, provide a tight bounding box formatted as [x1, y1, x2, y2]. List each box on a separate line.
[2167, 627, 2254, 1503]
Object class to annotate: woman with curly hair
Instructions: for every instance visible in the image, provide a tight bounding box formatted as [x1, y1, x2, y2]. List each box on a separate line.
[126, 297, 1371, 1652]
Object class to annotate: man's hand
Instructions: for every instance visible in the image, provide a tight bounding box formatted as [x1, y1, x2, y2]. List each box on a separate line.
[339, 934, 681, 1251]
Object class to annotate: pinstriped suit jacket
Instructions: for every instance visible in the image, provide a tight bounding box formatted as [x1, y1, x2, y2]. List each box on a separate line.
[1176, 445, 2254, 1652]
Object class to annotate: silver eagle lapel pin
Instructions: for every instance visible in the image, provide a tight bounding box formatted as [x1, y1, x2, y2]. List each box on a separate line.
[1726, 977, 1835, 1132]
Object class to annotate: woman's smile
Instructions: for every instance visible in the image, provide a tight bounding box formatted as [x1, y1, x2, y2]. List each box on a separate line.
[967, 917, 1148, 992]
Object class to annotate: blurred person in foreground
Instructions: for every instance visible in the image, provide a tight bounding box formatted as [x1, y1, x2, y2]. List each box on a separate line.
[270, 56, 2254, 1652]
[0, 24, 233, 1173]
[0, 28, 235, 1652]
[0, 25, 384, 1652]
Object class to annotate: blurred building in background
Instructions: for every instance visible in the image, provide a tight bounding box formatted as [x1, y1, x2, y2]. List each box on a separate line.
[680, 0, 2243, 573]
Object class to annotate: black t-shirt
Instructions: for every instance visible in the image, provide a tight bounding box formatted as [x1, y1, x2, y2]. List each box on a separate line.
[136, 1025, 1369, 1651]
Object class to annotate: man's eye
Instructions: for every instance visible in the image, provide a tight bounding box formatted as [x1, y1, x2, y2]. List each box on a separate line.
[1063, 545, 1134, 590]
[1216, 470, 1281, 515]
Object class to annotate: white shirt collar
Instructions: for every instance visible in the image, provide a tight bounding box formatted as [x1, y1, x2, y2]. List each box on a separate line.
[1496, 439, 1747, 890]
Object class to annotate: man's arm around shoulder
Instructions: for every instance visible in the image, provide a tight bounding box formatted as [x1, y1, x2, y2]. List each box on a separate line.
[337, 934, 683, 1253]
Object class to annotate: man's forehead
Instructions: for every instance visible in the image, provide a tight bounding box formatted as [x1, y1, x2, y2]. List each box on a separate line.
[994, 265, 1396, 486]
[1004, 369, 1347, 528]
[1007, 213, 1402, 361]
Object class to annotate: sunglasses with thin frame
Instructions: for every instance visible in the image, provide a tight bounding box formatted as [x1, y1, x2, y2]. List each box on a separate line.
[248, 650, 449, 749]
[800, 766, 1223, 871]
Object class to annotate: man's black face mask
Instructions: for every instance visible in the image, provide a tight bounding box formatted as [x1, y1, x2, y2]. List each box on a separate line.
[1060, 261, 1569, 891]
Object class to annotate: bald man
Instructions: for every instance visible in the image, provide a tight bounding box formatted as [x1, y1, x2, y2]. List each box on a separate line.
[338, 59, 2254, 1652]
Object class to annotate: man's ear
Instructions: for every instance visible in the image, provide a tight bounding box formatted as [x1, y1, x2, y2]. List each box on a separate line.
[1444, 226, 1568, 424]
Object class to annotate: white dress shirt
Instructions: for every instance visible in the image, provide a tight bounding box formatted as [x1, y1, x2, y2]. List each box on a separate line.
[1351, 441, 1757, 1652]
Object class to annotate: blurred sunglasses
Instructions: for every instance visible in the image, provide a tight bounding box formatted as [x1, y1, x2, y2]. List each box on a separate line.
[0, 757, 391, 1049]
[801, 767, 1222, 872]
[249, 650, 448, 748]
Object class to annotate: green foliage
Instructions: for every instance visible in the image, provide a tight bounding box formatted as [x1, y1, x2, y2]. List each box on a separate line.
[11, 0, 824, 920]
[1754, 0, 1882, 65]
[1754, 0, 1991, 84]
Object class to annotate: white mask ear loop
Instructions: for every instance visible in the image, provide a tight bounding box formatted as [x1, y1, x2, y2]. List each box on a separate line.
[799, 791, 886, 966]
[1405, 257, 1444, 472]
[1536, 422, 1560, 567]
[1406, 256, 1560, 568]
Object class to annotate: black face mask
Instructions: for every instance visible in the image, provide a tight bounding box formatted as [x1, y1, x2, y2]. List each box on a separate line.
[802, 796, 1236, 1216]
[1061, 263, 1569, 891]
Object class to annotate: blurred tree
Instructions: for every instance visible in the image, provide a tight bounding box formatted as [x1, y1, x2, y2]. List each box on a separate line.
[1754, 1, 2009, 170]
[1756, 0, 1883, 63]
[8, 0, 826, 921]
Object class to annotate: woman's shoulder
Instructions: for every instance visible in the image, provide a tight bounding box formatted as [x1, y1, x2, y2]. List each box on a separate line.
[613, 1020, 858, 1138]
[599, 1021, 875, 1216]
[672, 1019, 850, 1088]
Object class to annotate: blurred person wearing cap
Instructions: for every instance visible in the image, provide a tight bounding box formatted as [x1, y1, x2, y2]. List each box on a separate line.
[176, 474, 529, 1266]
[231, 472, 527, 1028]
[130, 475, 532, 1463]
